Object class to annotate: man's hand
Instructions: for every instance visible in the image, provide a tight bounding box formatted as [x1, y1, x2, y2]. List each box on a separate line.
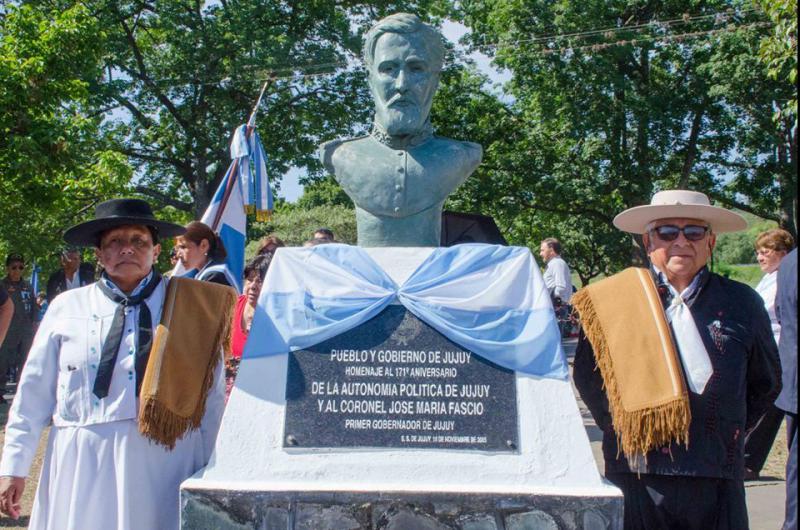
[0, 476, 25, 519]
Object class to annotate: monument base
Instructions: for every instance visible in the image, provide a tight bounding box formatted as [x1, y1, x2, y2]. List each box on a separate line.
[184, 248, 623, 529]
[181, 486, 622, 530]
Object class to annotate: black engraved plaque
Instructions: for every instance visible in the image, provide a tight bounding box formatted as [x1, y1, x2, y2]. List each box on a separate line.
[283, 305, 518, 451]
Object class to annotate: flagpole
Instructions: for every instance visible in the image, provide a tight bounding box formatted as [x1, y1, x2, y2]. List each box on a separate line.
[210, 77, 273, 231]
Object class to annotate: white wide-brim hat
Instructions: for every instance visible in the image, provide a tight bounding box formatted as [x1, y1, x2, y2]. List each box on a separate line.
[613, 190, 747, 234]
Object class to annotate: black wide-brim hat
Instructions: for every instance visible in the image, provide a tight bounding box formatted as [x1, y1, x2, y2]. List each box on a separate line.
[63, 198, 186, 247]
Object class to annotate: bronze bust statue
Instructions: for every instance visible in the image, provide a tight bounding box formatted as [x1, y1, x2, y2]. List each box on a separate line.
[320, 13, 482, 247]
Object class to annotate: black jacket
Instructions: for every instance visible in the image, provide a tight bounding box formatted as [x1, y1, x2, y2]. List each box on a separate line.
[573, 268, 782, 480]
[46, 263, 95, 303]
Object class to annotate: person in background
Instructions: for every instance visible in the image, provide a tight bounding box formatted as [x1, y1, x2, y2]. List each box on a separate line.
[539, 238, 574, 337]
[303, 237, 336, 247]
[256, 234, 285, 257]
[0, 286, 13, 351]
[0, 255, 35, 401]
[32, 293, 47, 334]
[313, 227, 335, 243]
[169, 247, 179, 268]
[163, 247, 179, 278]
[174, 221, 235, 287]
[744, 228, 795, 479]
[227, 254, 272, 400]
[45, 247, 95, 303]
[539, 238, 573, 302]
[776, 248, 797, 530]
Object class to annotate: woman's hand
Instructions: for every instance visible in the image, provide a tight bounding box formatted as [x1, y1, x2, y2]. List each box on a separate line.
[0, 476, 25, 519]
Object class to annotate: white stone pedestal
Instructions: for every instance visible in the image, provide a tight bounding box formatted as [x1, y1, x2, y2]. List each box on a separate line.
[181, 248, 622, 529]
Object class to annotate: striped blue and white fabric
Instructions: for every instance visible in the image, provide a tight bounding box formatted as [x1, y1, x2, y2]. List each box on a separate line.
[200, 164, 246, 293]
[243, 244, 568, 379]
[29, 263, 40, 295]
[230, 124, 273, 221]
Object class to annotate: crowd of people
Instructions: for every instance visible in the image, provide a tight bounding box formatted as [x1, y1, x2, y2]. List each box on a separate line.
[0, 191, 794, 530]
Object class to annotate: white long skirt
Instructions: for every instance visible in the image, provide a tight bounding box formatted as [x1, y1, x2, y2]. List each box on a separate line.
[30, 419, 206, 530]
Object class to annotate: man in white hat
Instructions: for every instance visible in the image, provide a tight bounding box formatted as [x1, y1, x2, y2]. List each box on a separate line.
[572, 190, 781, 530]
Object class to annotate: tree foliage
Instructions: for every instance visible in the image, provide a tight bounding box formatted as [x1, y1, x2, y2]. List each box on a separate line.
[247, 203, 356, 253]
[295, 176, 354, 210]
[442, 0, 797, 279]
[0, 3, 130, 263]
[38, 0, 446, 217]
[2, 0, 795, 284]
[755, 0, 797, 115]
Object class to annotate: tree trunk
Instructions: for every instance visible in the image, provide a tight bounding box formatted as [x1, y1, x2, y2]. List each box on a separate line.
[631, 48, 651, 265]
[679, 103, 705, 188]
[194, 173, 210, 219]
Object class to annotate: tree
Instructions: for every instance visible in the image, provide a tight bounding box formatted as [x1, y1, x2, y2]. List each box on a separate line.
[755, 0, 797, 115]
[26, 0, 447, 218]
[450, 0, 796, 273]
[0, 3, 130, 264]
[699, 24, 797, 238]
[295, 176, 354, 210]
[247, 203, 356, 253]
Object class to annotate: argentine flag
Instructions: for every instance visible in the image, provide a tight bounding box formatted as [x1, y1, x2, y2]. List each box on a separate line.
[231, 124, 273, 221]
[29, 263, 40, 295]
[195, 122, 273, 293]
[201, 164, 247, 293]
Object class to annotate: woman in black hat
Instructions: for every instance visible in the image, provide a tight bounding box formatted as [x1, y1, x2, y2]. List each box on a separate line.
[0, 199, 226, 530]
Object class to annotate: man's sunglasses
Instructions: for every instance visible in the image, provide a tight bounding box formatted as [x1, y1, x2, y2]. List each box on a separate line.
[650, 224, 709, 242]
[7, 265, 24, 271]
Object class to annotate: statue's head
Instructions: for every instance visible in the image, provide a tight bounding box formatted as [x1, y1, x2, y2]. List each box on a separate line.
[363, 13, 444, 137]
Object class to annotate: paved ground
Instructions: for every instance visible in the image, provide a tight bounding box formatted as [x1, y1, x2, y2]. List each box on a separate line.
[0, 341, 789, 528]
[563, 338, 788, 530]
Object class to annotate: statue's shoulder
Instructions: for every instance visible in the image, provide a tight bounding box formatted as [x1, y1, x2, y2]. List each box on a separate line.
[319, 135, 370, 172]
[430, 136, 483, 168]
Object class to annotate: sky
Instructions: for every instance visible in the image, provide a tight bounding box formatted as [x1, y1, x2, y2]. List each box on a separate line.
[279, 20, 509, 203]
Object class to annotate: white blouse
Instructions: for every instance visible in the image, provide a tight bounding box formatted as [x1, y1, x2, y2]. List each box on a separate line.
[755, 270, 780, 344]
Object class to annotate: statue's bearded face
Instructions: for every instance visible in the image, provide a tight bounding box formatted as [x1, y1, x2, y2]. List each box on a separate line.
[368, 32, 440, 136]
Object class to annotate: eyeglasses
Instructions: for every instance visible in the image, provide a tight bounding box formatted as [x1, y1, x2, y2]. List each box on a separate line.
[650, 224, 709, 242]
[755, 248, 775, 257]
[7, 265, 24, 271]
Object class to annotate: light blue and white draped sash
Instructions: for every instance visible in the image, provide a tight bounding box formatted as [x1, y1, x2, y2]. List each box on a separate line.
[243, 244, 568, 379]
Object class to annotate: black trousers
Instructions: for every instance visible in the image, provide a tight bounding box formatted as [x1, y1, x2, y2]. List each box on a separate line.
[784, 413, 797, 530]
[607, 473, 748, 530]
[745, 404, 785, 473]
[0, 331, 32, 392]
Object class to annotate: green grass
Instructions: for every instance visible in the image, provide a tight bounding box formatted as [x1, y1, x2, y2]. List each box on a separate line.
[713, 263, 763, 288]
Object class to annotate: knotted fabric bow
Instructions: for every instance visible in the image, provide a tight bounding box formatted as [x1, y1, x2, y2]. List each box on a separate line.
[94, 271, 162, 398]
[243, 244, 568, 379]
[664, 283, 713, 394]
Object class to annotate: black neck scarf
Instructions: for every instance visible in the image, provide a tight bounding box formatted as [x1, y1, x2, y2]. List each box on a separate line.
[93, 270, 162, 399]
